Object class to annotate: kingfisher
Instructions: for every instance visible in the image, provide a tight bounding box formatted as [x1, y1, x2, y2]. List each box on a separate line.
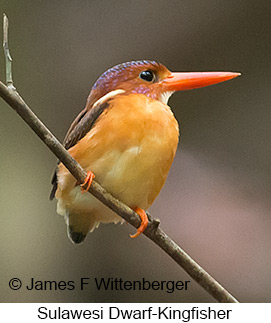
[50, 60, 240, 244]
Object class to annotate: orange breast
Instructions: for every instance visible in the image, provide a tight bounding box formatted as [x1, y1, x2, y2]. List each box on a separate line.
[57, 93, 179, 211]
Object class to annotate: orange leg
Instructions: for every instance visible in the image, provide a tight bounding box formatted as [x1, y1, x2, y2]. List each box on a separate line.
[130, 207, 148, 238]
[80, 171, 95, 193]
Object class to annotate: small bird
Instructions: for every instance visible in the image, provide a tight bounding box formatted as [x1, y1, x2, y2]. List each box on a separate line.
[50, 60, 240, 244]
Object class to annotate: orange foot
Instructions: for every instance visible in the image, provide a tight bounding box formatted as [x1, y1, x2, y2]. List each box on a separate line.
[130, 207, 148, 238]
[80, 171, 95, 193]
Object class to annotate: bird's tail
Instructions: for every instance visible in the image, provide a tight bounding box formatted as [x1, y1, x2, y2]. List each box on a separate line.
[66, 211, 99, 244]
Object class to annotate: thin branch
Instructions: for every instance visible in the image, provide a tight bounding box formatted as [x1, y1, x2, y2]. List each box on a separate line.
[3, 14, 15, 90]
[0, 15, 239, 303]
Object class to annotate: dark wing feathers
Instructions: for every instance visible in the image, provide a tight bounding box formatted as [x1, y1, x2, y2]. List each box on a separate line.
[49, 172, 58, 200]
[63, 102, 108, 150]
[49, 101, 109, 200]
[63, 107, 88, 149]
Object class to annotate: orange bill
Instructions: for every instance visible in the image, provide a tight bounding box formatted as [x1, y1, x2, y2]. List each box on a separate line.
[163, 71, 241, 91]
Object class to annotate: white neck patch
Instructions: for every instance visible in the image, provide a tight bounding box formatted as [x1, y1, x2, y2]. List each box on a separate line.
[159, 91, 174, 105]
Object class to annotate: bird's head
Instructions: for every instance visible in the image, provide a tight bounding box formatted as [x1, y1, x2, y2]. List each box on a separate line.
[87, 60, 240, 107]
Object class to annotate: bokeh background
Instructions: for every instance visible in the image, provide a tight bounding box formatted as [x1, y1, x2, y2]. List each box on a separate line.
[0, 0, 271, 302]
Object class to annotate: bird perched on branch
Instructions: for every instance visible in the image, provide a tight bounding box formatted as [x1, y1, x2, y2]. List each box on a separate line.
[50, 60, 240, 244]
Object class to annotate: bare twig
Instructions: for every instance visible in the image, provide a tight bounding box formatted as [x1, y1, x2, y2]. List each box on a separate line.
[3, 14, 15, 90]
[0, 15, 239, 303]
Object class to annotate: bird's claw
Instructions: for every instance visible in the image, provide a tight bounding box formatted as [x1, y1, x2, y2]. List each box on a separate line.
[130, 207, 148, 238]
[81, 171, 95, 193]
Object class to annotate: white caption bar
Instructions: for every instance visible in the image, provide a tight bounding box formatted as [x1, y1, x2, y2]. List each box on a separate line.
[0, 303, 270, 322]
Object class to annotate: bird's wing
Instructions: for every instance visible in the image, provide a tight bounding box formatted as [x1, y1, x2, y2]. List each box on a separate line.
[49, 101, 109, 200]
[63, 102, 109, 150]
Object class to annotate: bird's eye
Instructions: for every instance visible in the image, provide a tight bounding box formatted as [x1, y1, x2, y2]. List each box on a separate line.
[139, 70, 155, 82]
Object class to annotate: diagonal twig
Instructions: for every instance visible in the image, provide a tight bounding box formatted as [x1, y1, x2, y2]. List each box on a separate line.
[0, 14, 239, 303]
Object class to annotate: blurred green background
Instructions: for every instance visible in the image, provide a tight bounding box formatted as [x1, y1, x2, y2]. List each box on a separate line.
[1, 0, 271, 302]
